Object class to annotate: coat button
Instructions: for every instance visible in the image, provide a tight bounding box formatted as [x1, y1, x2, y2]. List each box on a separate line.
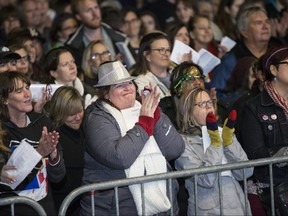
[136, 133, 140, 136]
[163, 123, 167, 128]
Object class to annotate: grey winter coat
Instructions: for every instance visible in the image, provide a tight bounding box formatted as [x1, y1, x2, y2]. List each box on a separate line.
[80, 99, 185, 215]
[175, 133, 253, 216]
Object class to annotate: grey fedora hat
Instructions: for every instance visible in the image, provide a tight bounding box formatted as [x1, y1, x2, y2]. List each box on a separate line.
[94, 61, 136, 87]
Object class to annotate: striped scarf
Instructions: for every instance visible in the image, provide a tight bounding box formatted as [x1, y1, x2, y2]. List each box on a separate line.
[264, 81, 288, 118]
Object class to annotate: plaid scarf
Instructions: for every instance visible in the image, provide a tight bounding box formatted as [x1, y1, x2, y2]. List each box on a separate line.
[264, 81, 288, 119]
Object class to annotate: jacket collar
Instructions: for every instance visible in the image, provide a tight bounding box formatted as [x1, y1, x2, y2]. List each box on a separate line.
[260, 88, 275, 107]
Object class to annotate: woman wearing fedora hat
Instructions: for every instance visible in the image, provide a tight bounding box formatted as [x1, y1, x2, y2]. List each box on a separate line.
[81, 60, 185, 215]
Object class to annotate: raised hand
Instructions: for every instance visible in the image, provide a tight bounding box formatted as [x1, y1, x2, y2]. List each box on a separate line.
[206, 112, 221, 147]
[222, 110, 237, 147]
[140, 83, 160, 118]
[36, 126, 59, 157]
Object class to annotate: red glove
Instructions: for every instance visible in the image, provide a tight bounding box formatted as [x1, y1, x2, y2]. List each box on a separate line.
[206, 112, 221, 147]
[222, 110, 237, 147]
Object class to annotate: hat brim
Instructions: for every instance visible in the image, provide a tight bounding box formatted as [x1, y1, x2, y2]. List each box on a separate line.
[93, 76, 136, 88]
[0, 52, 21, 61]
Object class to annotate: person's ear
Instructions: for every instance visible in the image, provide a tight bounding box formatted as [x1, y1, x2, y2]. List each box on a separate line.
[50, 70, 58, 79]
[144, 50, 151, 62]
[270, 64, 277, 77]
[239, 29, 248, 39]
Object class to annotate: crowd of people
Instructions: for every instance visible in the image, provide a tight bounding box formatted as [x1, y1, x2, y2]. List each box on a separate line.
[0, 0, 288, 215]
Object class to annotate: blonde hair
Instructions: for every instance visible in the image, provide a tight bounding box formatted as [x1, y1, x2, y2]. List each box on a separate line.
[178, 88, 210, 133]
[82, 40, 102, 79]
[0, 125, 9, 152]
[47, 86, 84, 129]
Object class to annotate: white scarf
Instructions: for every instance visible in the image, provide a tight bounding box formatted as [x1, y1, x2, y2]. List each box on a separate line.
[103, 101, 171, 215]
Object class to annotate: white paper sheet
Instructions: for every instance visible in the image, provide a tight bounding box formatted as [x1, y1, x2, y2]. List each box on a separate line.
[220, 36, 236, 52]
[170, 40, 221, 75]
[115, 41, 136, 69]
[197, 49, 221, 76]
[30, 84, 63, 102]
[170, 40, 199, 64]
[3, 140, 42, 189]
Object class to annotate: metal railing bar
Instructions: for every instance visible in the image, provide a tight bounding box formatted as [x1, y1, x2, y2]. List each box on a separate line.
[59, 156, 288, 215]
[0, 196, 47, 216]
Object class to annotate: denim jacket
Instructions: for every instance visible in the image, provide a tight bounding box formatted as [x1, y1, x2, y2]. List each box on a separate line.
[240, 88, 288, 184]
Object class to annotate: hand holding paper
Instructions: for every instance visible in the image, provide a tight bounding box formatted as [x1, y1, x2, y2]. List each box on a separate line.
[1, 165, 17, 185]
[3, 140, 42, 190]
[170, 40, 221, 76]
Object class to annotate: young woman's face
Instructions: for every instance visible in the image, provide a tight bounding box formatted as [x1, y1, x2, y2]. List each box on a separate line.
[123, 11, 141, 38]
[174, 26, 190, 45]
[140, 14, 156, 34]
[176, 1, 194, 24]
[3, 16, 21, 35]
[272, 58, 288, 85]
[24, 39, 37, 63]
[6, 79, 33, 116]
[190, 17, 213, 45]
[107, 81, 136, 110]
[15, 48, 30, 74]
[146, 39, 171, 69]
[65, 109, 84, 130]
[59, 18, 78, 40]
[90, 43, 111, 68]
[51, 52, 77, 85]
[192, 91, 215, 127]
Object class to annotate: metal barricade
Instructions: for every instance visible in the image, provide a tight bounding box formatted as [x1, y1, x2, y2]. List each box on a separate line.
[59, 156, 288, 216]
[0, 196, 47, 216]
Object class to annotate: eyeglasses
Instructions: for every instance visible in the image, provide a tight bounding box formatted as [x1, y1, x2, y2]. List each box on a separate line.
[17, 55, 29, 63]
[194, 99, 215, 108]
[275, 61, 288, 66]
[174, 66, 205, 89]
[91, 50, 111, 61]
[150, 48, 171, 55]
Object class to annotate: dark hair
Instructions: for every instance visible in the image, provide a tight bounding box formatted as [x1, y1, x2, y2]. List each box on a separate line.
[6, 28, 34, 47]
[262, 46, 288, 81]
[50, 13, 78, 43]
[43, 47, 73, 83]
[0, 71, 31, 120]
[165, 21, 189, 48]
[131, 31, 169, 76]
[214, 0, 241, 41]
[170, 61, 204, 96]
[0, 4, 22, 27]
[139, 10, 161, 32]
